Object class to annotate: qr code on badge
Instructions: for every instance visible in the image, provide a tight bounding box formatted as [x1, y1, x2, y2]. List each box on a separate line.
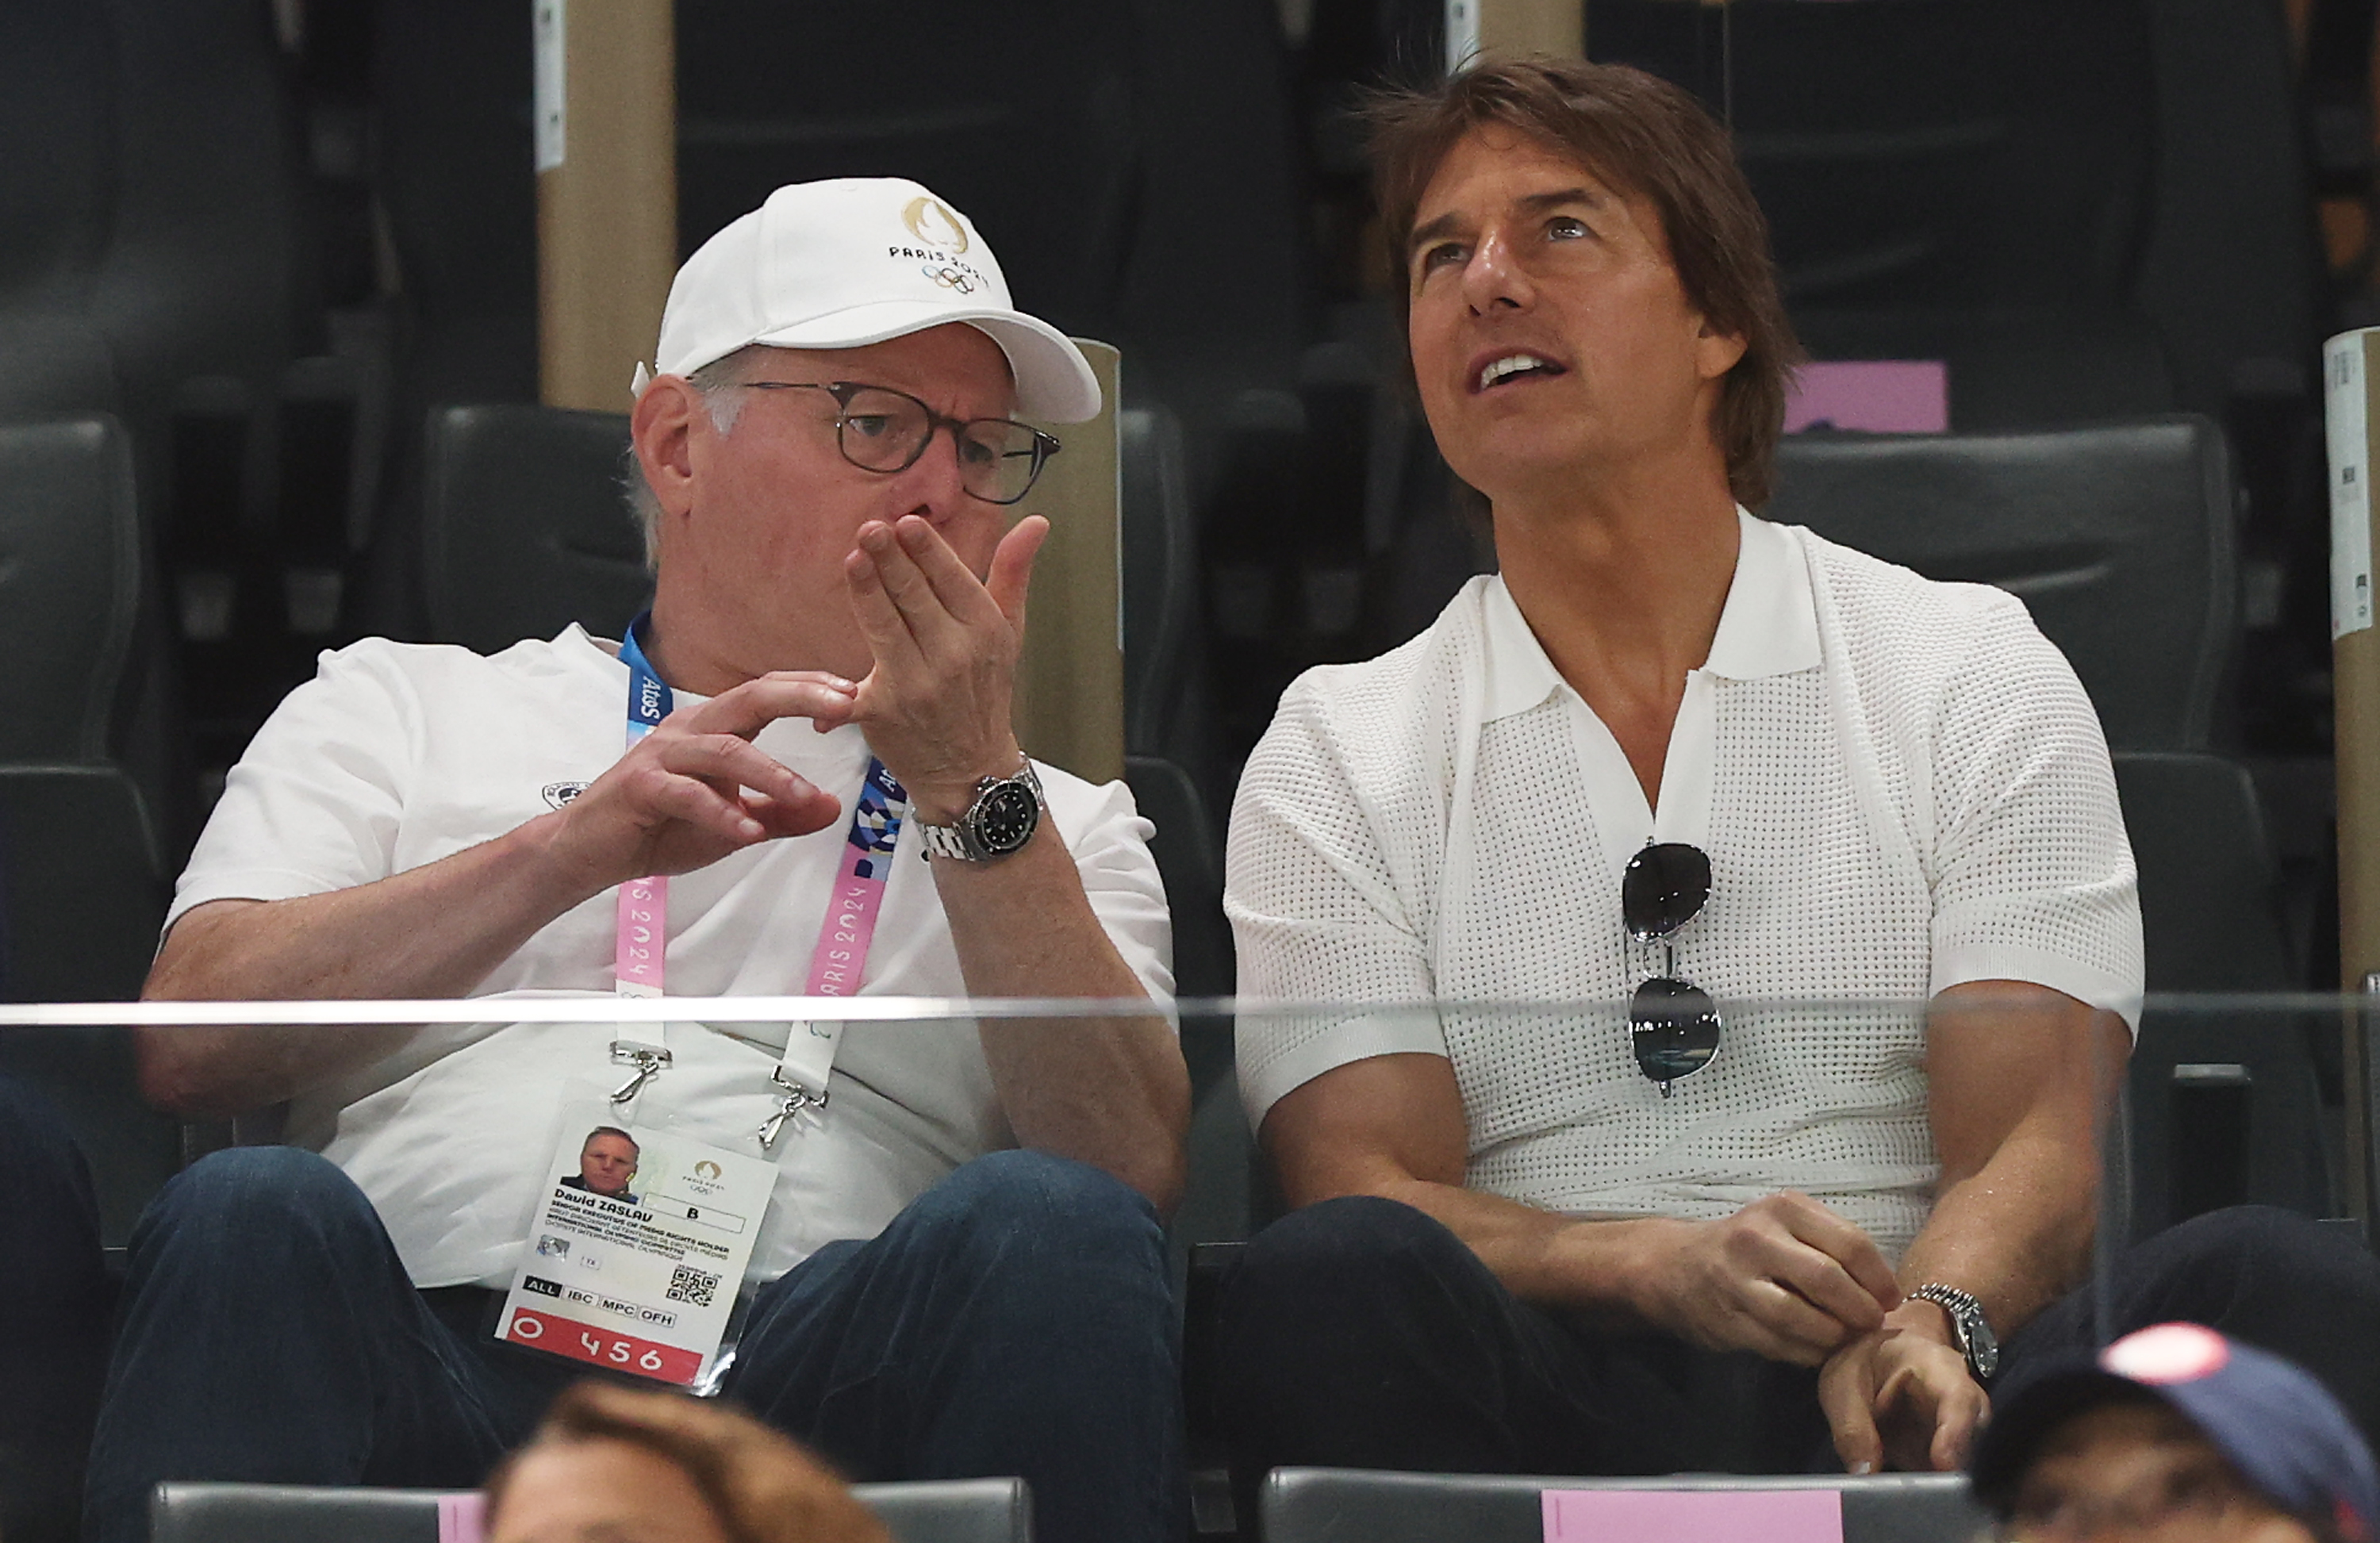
[666, 1265, 720, 1308]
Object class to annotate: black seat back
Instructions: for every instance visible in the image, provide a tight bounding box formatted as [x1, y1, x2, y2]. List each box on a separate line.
[1768, 416, 2236, 750]
[0, 420, 143, 761]
[1587, 0, 2155, 313]
[0, 420, 176, 1243]
[420, 405, 651, 654]
[2113, 750, 2328, 1238]
[675, 0, 1140, 342]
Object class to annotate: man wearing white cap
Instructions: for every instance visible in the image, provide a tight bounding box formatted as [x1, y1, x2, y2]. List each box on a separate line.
[91, 179, 1188, 1543]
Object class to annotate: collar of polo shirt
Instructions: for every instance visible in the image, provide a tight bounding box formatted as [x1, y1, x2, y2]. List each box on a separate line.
[1479, 507, 1824, 723]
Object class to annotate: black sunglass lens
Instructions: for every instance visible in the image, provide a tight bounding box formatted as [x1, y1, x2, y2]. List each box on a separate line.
[1630, 977, 1721, 1084]
[1622, 843, 1712, 943]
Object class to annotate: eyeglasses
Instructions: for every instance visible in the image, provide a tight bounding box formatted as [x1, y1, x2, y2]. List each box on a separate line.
[1622, 842, 1721, 1096]
[735, 380, 1061, 505]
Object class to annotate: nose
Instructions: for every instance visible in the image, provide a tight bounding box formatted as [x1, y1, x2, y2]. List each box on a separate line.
[891, 422, 977, 522]
[1460, 222, 1533, 315]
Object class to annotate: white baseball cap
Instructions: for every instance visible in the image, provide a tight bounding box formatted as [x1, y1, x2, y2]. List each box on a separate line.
[631, 177, 1102, 424]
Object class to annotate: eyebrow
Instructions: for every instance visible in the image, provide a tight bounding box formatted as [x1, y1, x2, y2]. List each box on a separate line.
[1518, 186, 1607, 215]
[1407, 185, 1610, 259]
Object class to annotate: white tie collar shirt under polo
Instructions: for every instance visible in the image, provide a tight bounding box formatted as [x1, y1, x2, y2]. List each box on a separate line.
[1226, 508, 2144, 1260]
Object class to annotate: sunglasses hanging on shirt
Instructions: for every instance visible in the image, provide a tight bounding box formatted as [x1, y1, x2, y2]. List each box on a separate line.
[1621, 842, 1722, 1096]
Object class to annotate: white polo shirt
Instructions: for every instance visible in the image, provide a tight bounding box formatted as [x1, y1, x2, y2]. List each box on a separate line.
[1226, 509, 2141, 1258]
[170, 625, 1173, 1289]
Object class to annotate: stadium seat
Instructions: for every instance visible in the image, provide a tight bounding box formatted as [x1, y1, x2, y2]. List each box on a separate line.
[0, 418, 179, 1242]
[674, 0, 1139, 346]
[2113, 750, 2330, 1237]
[1768, 416, 2237, 751]
[1259, 1467, 1989, 1543]
[0, 420, 147, 764]
[1586, 0, 2155, 316]
[1123, 756, 1230, 1002]
[2135, 0, 2320, 422]
[1121, 406, 1216, 798]
[416, 405, 650, 658]
[152, 1477, 1033, 1543]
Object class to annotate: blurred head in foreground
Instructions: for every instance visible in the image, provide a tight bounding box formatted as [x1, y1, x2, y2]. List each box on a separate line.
[486, 1381, 891, 1543]
[1971, 1322, 2378, 1542]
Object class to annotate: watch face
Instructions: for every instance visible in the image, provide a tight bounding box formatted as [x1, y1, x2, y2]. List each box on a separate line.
[1971, 1318, 2001, 1379]
[970, 781, 1039, 854]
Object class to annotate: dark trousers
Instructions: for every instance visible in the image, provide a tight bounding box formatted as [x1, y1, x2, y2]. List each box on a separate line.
[1218, 1196, 2380, 1497]
[86, 1146, 1185, 1543]
[0, 1075, 113, 1543]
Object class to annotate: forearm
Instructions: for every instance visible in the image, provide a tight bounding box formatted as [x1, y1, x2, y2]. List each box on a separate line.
[1287, 1153, 1672, 1320]
[935, 828, 1190, 1211]
[139, 812, 599, 1115]
[1898, 984, 2124, 1344]
[1894, 1119, 2098, 1340]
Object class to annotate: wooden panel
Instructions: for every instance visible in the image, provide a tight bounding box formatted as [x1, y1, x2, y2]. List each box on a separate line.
[1012, 341, 1124, 785]
[538, 0, 677, 412]
[2330, 327, 2380, 1226]
[1451, 0, 1586, 66]
[1481, 0, 1584, 59]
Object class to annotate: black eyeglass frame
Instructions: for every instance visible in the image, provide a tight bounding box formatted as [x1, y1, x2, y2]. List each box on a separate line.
[734, 379, 1062, 506]
[1621, 842, 1722, 1096]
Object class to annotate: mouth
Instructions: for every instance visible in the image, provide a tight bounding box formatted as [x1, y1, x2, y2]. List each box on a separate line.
[1471, 351, 1570, 393]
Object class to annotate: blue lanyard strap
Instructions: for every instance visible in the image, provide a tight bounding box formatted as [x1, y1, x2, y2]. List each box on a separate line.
[620, 611, 673, 740]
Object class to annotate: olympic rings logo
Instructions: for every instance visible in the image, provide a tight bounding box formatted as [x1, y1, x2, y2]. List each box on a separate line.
[923, 265, 977, 295]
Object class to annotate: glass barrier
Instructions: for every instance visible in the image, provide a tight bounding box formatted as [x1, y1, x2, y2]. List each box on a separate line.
[4, 988, 2364, 1266]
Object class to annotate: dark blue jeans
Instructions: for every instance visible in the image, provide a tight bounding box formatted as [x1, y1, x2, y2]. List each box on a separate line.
[1218, 1196, 2380, 1496]
[0, 1074, 112, 1543]
[86, 1146, 1184, 1543]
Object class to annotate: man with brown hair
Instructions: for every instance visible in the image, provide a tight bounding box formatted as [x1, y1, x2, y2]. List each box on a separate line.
[1219, 54, 2380, 1491]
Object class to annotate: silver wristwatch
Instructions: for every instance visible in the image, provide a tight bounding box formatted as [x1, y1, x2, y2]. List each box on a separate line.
[1910, 1283, 1999, 1381]
[916, 758, 1044, 862]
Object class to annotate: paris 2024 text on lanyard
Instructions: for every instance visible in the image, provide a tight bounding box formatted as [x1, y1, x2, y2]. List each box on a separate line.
[494, 614, 911, 1387]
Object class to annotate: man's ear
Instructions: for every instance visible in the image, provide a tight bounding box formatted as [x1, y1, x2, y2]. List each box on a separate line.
[630, 375, 704, 522]
[1695, 317, 1750, 381]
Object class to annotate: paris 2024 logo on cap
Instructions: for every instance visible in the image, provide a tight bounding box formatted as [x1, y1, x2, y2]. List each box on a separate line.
[902, 196, 969, 253]
[893, 195, 987, 295]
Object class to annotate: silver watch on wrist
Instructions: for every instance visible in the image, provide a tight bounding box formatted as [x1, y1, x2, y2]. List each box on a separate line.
[916, 758, 1044, 862]
[1910, 1282, 1999, 1381]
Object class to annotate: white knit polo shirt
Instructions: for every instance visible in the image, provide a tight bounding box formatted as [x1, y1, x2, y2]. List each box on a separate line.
[1226, 509, 2143, 1257]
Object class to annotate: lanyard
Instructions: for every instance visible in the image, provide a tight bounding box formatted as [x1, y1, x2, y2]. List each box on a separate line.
[606, 616, 912, 1147]
[608, 618, 675, 1097]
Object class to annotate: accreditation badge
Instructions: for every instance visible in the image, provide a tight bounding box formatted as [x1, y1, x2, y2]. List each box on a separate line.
[495, 1098, 774, 1386]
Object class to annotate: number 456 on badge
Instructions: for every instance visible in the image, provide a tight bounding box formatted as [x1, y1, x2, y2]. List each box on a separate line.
[502, 1304, 704, 1384]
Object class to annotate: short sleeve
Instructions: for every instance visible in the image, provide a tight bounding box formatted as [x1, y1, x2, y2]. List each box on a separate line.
[167, 643, 424, 931]
[1226, 687, 1446, 1129]
[1050, 772, 1176, 1005]
[1926, 598, 2145, 1028]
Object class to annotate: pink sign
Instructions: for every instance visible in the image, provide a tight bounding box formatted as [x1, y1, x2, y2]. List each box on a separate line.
[1783, 360, 1949, 434]
[437, 1492, 486, 1543]
[1541, 1487, 1845, 1543]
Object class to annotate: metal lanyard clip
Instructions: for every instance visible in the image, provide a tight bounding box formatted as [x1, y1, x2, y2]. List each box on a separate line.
[609, 1046, 673, 1105]
[756, 1064, 828, 1151]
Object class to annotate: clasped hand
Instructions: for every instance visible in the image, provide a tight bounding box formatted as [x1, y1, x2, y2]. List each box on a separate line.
[1630, 1192, 1985, 1472]
[539, 514, 1042, 893]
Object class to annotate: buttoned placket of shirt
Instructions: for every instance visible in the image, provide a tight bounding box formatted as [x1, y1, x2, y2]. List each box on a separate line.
[1445, 508, 1825, 1003]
